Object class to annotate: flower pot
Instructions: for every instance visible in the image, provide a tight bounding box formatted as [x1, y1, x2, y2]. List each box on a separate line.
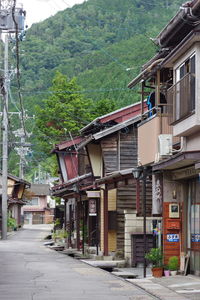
[170, 270, 177, 276]
[164, 270, 170, 277]
[152, 267, 163, 278]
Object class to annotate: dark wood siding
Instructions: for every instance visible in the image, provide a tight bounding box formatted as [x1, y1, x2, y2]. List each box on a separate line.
[120, 126, 137, 170]
[117, 185, 136, 253]
[101, 134, 118, 174]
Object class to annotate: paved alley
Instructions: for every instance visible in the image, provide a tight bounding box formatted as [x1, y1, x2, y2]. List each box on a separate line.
[0, 226, 156, 300]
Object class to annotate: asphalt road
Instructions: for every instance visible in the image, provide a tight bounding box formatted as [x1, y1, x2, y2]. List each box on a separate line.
[0, 225, 156, 300]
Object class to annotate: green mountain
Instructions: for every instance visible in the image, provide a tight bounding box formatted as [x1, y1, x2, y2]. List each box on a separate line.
[8, 0, 184, 177]
[18, 0, 183, 109]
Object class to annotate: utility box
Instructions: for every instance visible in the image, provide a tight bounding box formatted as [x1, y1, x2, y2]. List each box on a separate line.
[158, 134, 173, 156]
[0, 8, 25, 32]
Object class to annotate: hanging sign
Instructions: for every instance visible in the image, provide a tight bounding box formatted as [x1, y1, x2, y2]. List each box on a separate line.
[167, 233, 179, 242]
[89, 199, 97, 216]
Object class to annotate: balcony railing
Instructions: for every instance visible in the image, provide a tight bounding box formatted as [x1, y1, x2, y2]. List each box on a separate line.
[167, 73, 195, 124]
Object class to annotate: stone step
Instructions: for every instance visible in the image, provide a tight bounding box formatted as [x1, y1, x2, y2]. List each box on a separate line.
[112, 271, 138, 279]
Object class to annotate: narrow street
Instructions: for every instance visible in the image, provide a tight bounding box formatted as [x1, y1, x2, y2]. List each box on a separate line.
[0, 226, 156, 300]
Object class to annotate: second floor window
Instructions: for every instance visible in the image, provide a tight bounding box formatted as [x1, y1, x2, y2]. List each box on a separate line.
[27, 197, 39, 206]
[174, 54, 195, 122]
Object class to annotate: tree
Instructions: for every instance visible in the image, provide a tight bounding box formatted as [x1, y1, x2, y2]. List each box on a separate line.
[35, 71, 93, 153]
[93, 98, 117, 118]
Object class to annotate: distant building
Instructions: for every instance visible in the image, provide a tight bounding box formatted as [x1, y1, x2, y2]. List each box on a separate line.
[0, 173, 30, 231]
[22, 184, 54, 224]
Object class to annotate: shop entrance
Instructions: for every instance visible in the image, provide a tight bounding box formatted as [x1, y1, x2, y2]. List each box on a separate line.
[188, 179, 200, 276]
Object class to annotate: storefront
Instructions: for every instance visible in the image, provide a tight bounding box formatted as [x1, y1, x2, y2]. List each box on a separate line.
[152, 152, 200, 276]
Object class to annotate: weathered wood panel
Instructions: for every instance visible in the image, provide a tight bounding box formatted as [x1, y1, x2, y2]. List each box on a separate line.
[101, 135, 118, 174]
[131, 234, 155, 267]
[120, 126, 137, 170]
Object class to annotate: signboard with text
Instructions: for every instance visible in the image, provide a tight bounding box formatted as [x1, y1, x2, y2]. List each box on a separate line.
[167, 234, 179, 242]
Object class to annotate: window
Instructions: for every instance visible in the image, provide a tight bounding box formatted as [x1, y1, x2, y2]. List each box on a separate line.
[27, 197, 39, 206]
[174, 54, 196, 122]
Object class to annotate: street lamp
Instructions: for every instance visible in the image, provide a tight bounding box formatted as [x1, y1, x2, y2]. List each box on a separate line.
[132, 167, 143, 179]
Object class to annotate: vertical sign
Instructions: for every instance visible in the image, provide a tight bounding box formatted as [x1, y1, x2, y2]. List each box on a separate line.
[152, 174, 163, 215]
[89, 199, 97, 216]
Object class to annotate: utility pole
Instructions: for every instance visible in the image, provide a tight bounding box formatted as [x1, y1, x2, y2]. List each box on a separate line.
[1, 33, 8, 239]
[1, 2, 26, 239]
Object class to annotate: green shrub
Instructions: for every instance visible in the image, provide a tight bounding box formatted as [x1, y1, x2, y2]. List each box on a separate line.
[52, 229, 68, 240]
[168, 256, 179, 271]
[145, 248, 163, 268]
[7, 217, 17, 230]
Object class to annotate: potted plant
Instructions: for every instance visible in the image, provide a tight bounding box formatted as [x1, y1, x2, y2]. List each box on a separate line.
[164, 265, 170, 277]
[168, 256, 179, 276]
[145, 248, 163, 277]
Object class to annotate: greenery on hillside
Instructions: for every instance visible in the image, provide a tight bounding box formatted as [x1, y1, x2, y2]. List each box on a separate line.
[8, 0, 183, 178]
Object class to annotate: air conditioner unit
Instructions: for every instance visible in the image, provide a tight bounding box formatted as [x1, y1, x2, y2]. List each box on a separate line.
[158, 134, 173, 156]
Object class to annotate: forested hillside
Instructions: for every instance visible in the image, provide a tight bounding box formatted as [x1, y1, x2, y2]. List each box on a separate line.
[8, 0, 184, 178]
[19, 0, 183, 109]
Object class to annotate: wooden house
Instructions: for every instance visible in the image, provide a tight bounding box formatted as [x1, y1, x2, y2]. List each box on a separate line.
[51, 137, 95, 250]
[78, 103, 156, 264]
[0, 173, 30, 231]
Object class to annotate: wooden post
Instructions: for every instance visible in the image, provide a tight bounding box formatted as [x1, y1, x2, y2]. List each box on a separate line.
[76, 200, 80, 251]
[64, 200, 67, 231]
[69, 204, 72, 248]
[104, 186, 108, 256]
[82, 200, 85, 255]
[96, 198, 99, 255]
[143, 167, 147, 278]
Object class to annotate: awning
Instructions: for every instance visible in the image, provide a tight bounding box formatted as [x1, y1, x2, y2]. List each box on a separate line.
[152, 151, 200, 172]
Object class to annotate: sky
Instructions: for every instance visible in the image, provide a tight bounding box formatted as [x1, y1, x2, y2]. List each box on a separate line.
[18, 0, 86, 27]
